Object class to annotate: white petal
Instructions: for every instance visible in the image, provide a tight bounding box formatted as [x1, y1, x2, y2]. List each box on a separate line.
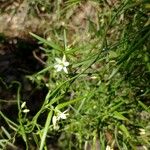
[58, 110, 69, 120]
[22, 109, 30, 113]
[55, 58, 62, 63]
[62, 55, 66, 62]
[106, 145, 111, 150]
[54, 125, 60, 130]
[63, 67, 68, 74]
[21, 102, 26, 109]
[142, 146, 148, 150]
[52, 116, 60, 130]
[54, 64, 59, 69]
[52, 116, 57, 126]
[59, 113, 67, 119]
[54, 65, 63, 72]
[57, 65, 63, 71]
[139, 128, 146, 135]
[106, 145, 113, 150]
[64, 61, 69, 66]
[61, 114, 67, 119]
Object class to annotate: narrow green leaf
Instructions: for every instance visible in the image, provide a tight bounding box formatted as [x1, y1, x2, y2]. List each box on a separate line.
[1, 126, 11, 139]
[138, 101, 150, 112]
[108, 66, 121, 80]
[0, 112, 18, 129]
[109, 101, 125, 113]
[30, 32, 62, 51]
[49, 96, 64, 106]
[119, 124, 131, 139]
[40, 109, 53, 150]
[55, 98, 82, 110]
[113, 111, 130, 122]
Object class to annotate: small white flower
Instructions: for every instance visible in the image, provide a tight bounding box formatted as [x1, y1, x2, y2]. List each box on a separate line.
[143, 145, 148, 150]
[21, 102, 26, 109]
[41, 6, 45, 12]
[22, 109, 30, 113]
[54, 55, 69, 74]
[52, 116, 57, 126]
[139, 128, 146, 135]
[52, 109, 69, 130]
[106, 145, 113, 150]
[52, 116, 59, 130]
[57, 110, 69, 120]
[90, 76, 97, 80]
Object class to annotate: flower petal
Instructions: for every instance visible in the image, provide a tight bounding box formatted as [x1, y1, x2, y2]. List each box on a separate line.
[54, 64, 63, 72]
[57, 110, 69, 120]
[62, 55, 66, 62]
[22, 109, 30, 113]
[21, 102, 26, 109]
[55, 58, 62, 63]
[63, 67, 68, 74]
[64, 61, 69, 66]
[52, 116, 57, 126]
[58, 113, 67, 119]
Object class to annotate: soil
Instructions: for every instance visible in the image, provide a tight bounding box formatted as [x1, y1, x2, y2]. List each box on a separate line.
[0, 37, 47, 112]
[0, 37, 52, 149]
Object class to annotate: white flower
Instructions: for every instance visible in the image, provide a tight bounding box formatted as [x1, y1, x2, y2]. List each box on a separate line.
[22, 109, 30, 113]
[52, 116, 59, 130]
[57, 110, 69, 120]
[143, 145, 148, 150]
[139, 128, 146, 135]
[52, 110, 69, 130]
[54, 55, 69, 73]
[52, 116, 57, 126]
[90, 76, 98, 79]
[21, 102, 26, 109]
[21, 101, 30, 113]
[106, 145, 113, 150]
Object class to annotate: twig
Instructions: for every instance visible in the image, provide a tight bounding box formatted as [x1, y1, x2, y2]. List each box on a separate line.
[32, 50, 46, 65]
